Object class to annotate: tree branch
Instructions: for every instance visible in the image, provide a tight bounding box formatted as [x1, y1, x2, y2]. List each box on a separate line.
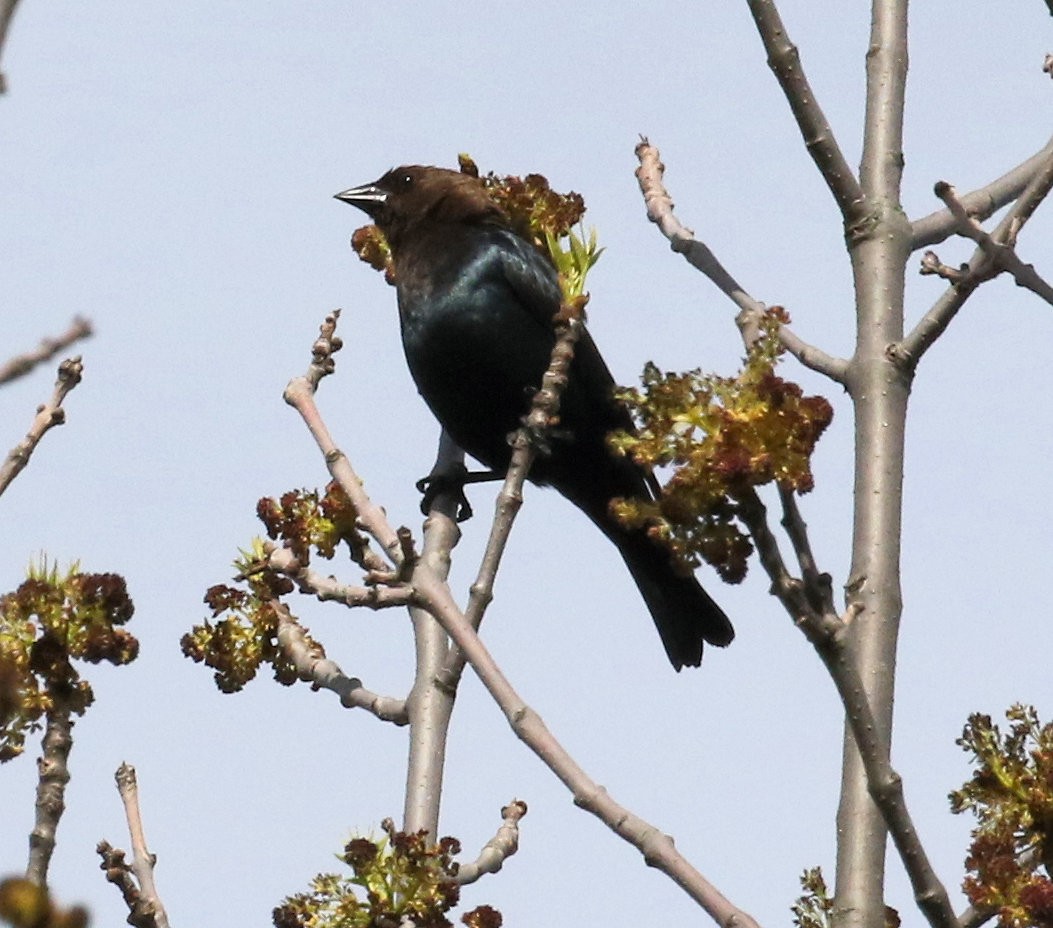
[411, 566, 762, 927]
[745, 0, 867, 225]
[282, 310, 402, 571]
[0, 357, 84, 499]
[110, 764, 171, 928]
[0, 0, 21, 94]
[401, 453, 463, 837]
[98, 768, 170, 928]
[634, 140, 766, 317]
[454, 800, 527, 886]
[284, 311, 463, 836]
[736, 488, 958, 928]
[897, 148, 1053, 366]
[927, 182, 1053, 303]
[634, 139, 849, 384]
[911, 135, 1053, 250]
[777, 485, 836, 616]
[0, 317, 93, 386]
[266, 544, 415, 609]
[859, 2, 908, 203]
[26, 707, 73, 886]
[272, 601, 408, 724]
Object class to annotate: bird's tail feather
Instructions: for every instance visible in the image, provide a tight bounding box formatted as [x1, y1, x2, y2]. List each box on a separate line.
[614, 530, 735, 671]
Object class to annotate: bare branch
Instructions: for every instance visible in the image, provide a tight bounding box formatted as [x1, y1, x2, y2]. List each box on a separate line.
[0, 317, 93, 386]
[735, 489, 958, 928]
[283, 310, 403, 571]
[767, 314, 849, 384]
[778, 486, 835, 616]
[402, 486, 461, 837]
[266, 544, 415, 609]
[918, 250, 969, 284]
[898, 150, 1053, 366]
[928, 182, 1053, 303]
[860, 2, 908, 203]
[634, 140, 765, 317]
[26, 708, 73, 886]
[0, 357, 84, 499]
[745, 0, 866, 224]
[273, 602, 408, 724]
[1001, 142, 1053, 233]
[911, 136, 1053, 250]
[634, 140, 849, 384]
[0, 0, 21, 94]
[412, 566, 762, 927]
[455, 800, 527, 885]
[98, 842, 148, 925]
[101, 764, 172, 928]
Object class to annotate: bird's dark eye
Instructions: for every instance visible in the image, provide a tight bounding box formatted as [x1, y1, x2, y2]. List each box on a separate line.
[400, 173, 413, 188]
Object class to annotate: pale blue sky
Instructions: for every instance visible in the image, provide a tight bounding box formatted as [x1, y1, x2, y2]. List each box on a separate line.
[2, 3, 1051, 926]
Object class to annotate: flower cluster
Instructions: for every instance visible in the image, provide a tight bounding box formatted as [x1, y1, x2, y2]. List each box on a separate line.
[0, 559, 137, 761]
[273, 818, 501, 928]
[0, 877, 88, 928]
[181, 483, 357, 693]
[791, 867, 833, 928]
[950, 705, 1053, 928]
[609, 308, 833, 582]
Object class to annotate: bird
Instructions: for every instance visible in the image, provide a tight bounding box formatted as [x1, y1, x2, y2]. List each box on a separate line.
[335, 165, 734, 669]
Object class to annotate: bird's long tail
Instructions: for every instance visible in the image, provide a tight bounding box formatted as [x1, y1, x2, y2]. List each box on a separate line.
[611, 528, 734, 671]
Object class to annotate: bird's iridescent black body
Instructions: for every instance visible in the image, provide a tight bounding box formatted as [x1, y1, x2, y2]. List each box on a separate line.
[337, 166, 734, 669]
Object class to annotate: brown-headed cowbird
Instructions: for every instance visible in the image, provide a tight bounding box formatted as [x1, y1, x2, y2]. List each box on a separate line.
[336, 165, 733, 669]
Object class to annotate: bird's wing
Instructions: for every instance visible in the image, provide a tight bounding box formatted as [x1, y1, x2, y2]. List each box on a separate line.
[492, 229, 565, 327]
[494, 228, 662, 502]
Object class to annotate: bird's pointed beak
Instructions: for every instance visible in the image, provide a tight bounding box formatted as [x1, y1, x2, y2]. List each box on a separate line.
[334, 183, 387, 216]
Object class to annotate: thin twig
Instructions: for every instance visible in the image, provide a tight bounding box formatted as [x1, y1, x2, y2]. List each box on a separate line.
[0, 0, 21, 94]
[272, 602, 408, 724]
[918, 250, 969, 285]
[745, 0, 867, 225]
[455, 800, 527, 885]
[928, 182, 1053, 303]
[634, 140, 849, 384]
[634, 140, 766, 318]
[0, 357, 83, 499]
[0, 317, 92, 385]
[97, 766, 170, 928]
[897, 148, 1053, 366]
[411, 566, 762, 927]
[911, 136, 1053, 250]
[283, 310, 402, 571]
[777, 485, 835, 616]
[266, 544, 415, 608]
[114, 764, 170, 928]
[736, 489, 958, 928]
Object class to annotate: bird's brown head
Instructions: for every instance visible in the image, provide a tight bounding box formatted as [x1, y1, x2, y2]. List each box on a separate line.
[335, 166, 506, 253]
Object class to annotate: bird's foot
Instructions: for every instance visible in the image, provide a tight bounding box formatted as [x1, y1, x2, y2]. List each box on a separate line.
[415, 465, 502, 522]
[514, 420, 571, 459]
